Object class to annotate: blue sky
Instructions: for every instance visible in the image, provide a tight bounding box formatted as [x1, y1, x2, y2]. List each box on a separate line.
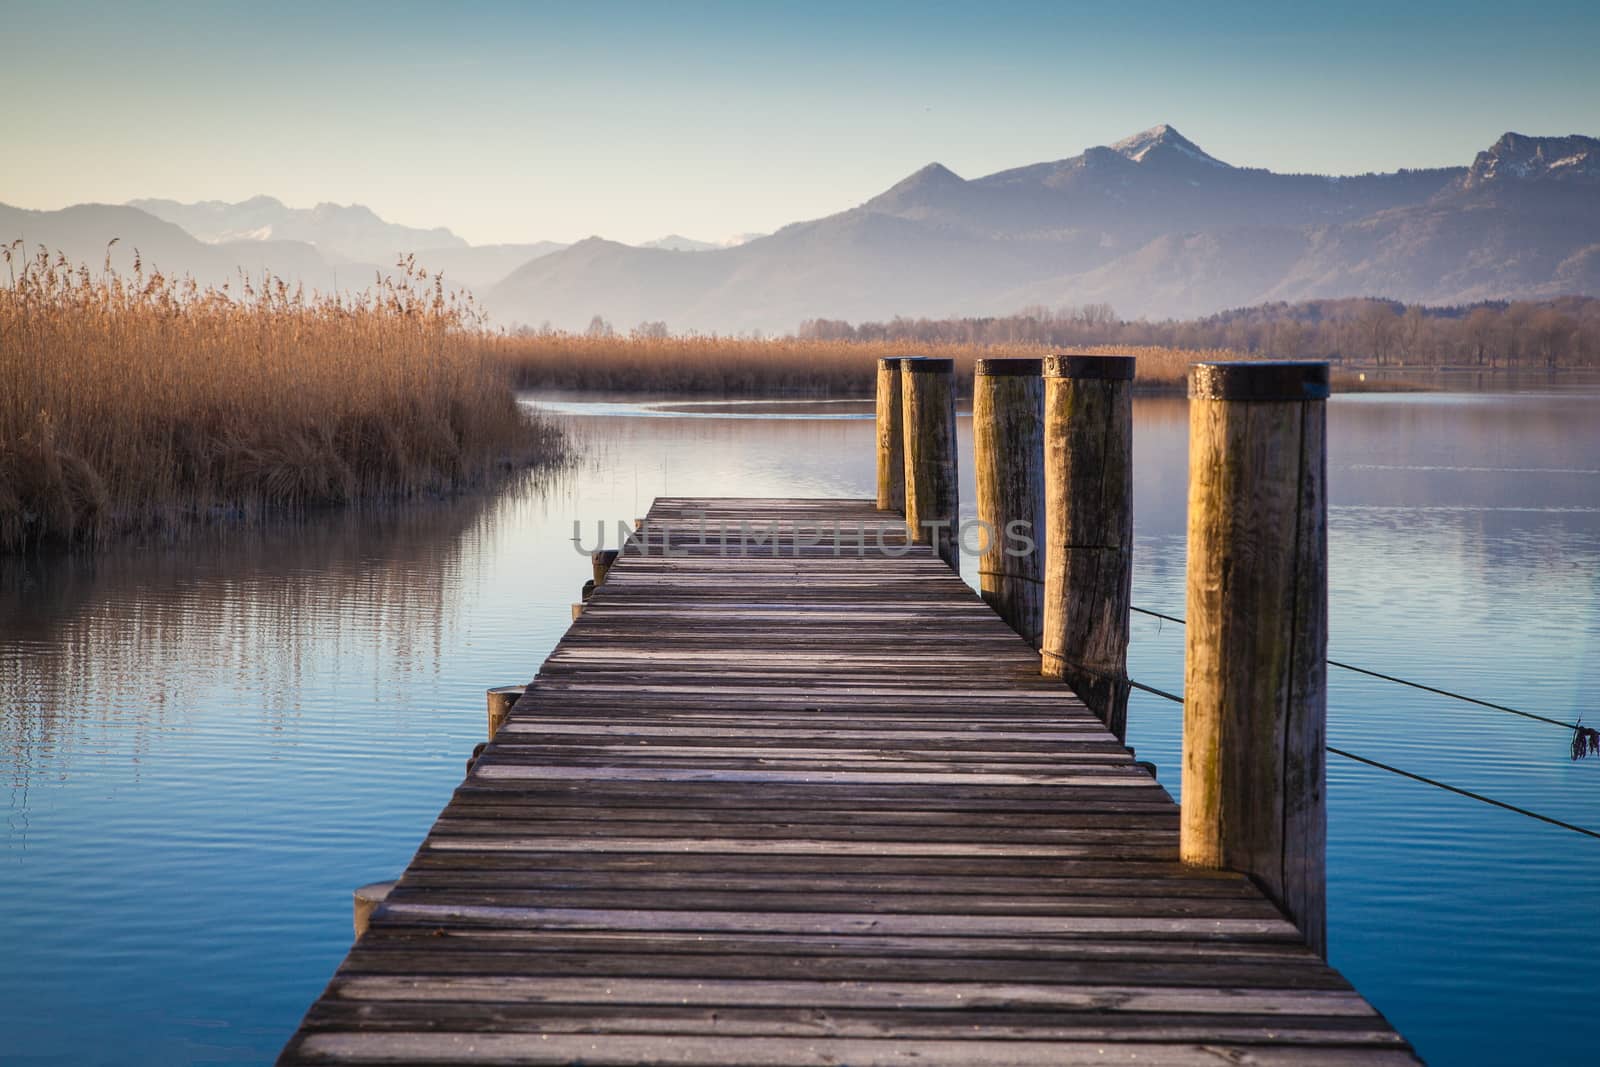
[5, 0, 1597, 244]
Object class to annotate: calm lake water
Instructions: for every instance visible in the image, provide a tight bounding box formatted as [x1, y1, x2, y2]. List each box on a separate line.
[4, 378, 1599, 1065]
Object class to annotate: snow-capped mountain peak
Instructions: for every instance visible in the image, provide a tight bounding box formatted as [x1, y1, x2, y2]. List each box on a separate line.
[1110, 124, 1229, 169]
[1463, 132, 1600, 187]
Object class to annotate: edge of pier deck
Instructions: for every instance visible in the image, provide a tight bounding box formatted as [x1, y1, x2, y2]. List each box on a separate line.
[278, 497, 1416, 1066]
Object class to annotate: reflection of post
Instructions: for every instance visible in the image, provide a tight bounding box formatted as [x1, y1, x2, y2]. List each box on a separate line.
[1039, 354, 1134, 741]
[973, 357, 1044, 647]
[900, 357, 959, 569]
[875, 357, 906, 512]
[1182, 360, 1329, 957]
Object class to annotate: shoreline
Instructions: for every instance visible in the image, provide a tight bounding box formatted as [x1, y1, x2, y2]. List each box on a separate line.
[539, 373, 1435, 407]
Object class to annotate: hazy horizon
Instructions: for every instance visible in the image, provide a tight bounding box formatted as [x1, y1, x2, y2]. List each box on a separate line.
[5, 0, 1598, 245]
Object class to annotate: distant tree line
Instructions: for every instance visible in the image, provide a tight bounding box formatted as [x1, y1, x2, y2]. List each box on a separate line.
[523, 316, 735, 341]
[798, 296, 1600, 369]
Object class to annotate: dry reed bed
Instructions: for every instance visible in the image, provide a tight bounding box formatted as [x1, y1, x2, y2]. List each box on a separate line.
[0, 248, 563, 551]
[490, 335, 1237, 395]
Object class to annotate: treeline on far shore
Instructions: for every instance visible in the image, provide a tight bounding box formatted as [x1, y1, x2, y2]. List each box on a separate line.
[1, 249, 565, 552]
[797, 296, 1600, 369]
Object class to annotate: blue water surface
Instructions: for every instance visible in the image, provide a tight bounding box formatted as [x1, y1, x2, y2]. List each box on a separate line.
[3, 381, 1598, 1064]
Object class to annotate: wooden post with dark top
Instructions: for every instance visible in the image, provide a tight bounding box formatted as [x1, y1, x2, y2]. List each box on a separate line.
[592, 549, 619, 586]
[900, 356, 959, 568]
[351, 880, 393, 940]
[485, 684, 524, 740]
[1039, 354, 1135, 741]
[1181, 360, 1329, 957]
[875, 357, 906, 512]
[973, 357, 1045, 646]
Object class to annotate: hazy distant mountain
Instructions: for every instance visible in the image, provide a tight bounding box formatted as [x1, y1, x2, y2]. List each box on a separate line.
[0, 200, 362, 291]
[408, 242, 568, 288]
[488, 126, 1600, 330]
[2, 197, 565, 295]
[1025, 131, 1600, 315]
[640, 233, 769, 251]
[641, 234, 722, 252]
[129, 196, 465, 264]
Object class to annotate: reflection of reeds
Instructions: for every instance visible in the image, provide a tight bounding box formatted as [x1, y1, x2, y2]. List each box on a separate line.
[491, 336, 1234, 396]
[0, 479, 542, 786]
[0, 246, 565, 551]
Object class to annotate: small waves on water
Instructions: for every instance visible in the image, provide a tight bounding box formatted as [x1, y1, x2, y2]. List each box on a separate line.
[4, 385, 1599, 1064]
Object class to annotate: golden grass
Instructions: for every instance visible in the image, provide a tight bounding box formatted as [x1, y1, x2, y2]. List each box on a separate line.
[490, 335, 1236, 395]
[0, 247, 564, 551]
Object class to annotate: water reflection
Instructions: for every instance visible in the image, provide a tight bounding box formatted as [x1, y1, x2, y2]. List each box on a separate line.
[2, 386, 1599, 1065]
[2, 493, 507, 795]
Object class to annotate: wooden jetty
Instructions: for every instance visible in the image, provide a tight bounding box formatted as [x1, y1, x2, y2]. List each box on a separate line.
[280, 492, 1414, 1064]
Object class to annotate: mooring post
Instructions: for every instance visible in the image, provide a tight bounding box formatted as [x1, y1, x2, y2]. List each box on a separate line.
[1181, 360, 1329, 957]
[876, 357, 907, 512]
[592, 549, 619, 586]
[900, 357, 959, 568]
[973, 357, 1045, 646]
[1039, 354, 1135, 741]
[352, 880, 395, 940]
[486, 684, 525, 740]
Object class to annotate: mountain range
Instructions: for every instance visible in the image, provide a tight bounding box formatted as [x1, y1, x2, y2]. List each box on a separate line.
[0, 195, 755, 294]
[129, 195, 464, 261]
[486, 127, 1600, 330]
[4, 127, 1596, 329]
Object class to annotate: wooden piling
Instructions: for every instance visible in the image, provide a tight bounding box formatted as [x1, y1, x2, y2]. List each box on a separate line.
[875, 357, 906, 512]
[592, 549, 619, 586]
[1039, 354, 1135, 741]
[972, 357, 1045, 646]
[1181, 360, 1329, 956]
[352, 880, 394, 940]
[900, 357, 959, 568]
[486, 684, 525, 740]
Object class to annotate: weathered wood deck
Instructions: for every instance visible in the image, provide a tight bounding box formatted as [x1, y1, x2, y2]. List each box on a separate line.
[279, 497, 1415, 1065]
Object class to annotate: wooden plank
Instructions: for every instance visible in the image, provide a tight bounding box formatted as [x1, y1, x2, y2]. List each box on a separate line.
[277, 497, 1414, 1065]
[320, 976, 1380, 1015]
[291, 1032, 1420, 1066]
[302, 1003, 1407, 1046]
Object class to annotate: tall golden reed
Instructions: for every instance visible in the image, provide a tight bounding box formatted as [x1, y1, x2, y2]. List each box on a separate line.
[0, 246, 563, 551]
